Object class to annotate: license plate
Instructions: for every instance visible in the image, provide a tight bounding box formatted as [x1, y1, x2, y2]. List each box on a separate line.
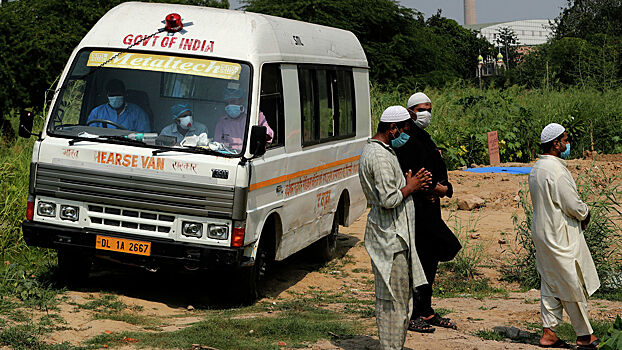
[95, 235, 151, 256]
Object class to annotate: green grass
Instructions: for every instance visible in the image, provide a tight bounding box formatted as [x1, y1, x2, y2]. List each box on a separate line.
[433, 274, 508, 299]
[473, 329, 506, 341]
[0, 323, 81, 350]
[87, 304, 360, 350]
[76, 294, 157, 327]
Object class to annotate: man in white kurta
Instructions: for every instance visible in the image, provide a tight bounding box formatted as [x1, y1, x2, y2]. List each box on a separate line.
[529, 123, 600, 349]
[359, 106, 430, 350]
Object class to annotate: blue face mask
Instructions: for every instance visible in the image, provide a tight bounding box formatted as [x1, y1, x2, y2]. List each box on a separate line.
[560, 143, 571, 159]
[391, 132, 410, 148]
[108, 96, 124, 109]
[225, 104, 244, 118]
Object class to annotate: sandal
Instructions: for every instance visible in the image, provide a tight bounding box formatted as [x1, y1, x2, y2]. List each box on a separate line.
[408, 317, 436, 333]
[577, 339, 599, 349]
[539, 339, 572, 348]
[424, 313, 457, 329]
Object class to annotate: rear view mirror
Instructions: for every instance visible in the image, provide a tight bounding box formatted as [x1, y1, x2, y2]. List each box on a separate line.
[249, 125, 267, 157]
[18, 109, 34, 138]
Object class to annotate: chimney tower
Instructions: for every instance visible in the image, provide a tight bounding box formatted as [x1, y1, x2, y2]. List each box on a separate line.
[464, 0, 476, 25]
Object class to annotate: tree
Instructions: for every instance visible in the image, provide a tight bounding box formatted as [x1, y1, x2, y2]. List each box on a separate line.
[495, 27, 519, 69]
[511, 0, 622, 88]
[553, 0, 622, 39]
[242, 0, 491, 89]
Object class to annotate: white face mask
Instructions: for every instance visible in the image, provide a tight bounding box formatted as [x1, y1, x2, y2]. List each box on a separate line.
[414, 111, 432, 129]
[177, 115, 193, 130]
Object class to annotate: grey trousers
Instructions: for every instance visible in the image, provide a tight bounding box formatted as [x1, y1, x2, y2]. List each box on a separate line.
[374, 250, 413, 350]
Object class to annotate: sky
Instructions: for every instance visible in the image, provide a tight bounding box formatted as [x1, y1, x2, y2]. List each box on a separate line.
[228, 0, 568, 25]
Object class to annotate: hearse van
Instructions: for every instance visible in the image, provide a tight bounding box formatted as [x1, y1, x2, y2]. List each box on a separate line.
[19, 2, 370, 301]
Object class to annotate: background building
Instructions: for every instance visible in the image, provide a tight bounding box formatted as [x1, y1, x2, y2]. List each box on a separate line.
[465, 19, 553, 46]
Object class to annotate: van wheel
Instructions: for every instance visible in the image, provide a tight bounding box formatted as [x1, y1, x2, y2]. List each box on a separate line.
[235, 242, 269, 305]
[314, 213, 339, 262]
[57, 250, 92, 286]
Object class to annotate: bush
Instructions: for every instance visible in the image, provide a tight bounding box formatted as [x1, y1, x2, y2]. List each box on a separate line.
[371, 85, 622, 170]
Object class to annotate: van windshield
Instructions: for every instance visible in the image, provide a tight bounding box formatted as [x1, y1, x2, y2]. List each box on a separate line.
[48, 49, 252, 156]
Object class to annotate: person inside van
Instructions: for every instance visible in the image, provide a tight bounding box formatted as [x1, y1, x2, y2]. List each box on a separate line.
[87, 79, 151, 132]
[160, 103, 208, 144]
[213, 87, 274, 151]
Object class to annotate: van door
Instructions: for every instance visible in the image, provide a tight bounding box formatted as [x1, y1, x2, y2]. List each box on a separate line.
[246, 63, 286, 243]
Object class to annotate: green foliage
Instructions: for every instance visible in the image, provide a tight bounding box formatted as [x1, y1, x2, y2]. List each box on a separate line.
[495, 27, 519, 69]
[444, 211, 484, 279]
[241, 0, 491, 89]
[601, 315, 622, 350]
[509, 0, 622, 89]
[371, 85, 622, 169]
[553, 0, 622, 39]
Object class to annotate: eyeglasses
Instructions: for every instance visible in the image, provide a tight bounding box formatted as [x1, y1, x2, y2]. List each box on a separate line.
[416, 107, 432, 113]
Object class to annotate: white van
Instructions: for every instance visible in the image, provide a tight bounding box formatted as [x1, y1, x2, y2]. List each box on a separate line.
[19, 2, 369, 301]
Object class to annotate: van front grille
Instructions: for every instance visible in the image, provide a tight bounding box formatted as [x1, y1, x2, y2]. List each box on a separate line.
[35, 163, 238, 218]
[88, 204, 172, 235]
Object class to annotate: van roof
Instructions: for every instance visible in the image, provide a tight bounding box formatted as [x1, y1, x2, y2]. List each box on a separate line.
[79, 2, 368, 68]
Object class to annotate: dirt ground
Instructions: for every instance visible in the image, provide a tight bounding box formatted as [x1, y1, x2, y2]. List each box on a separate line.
[40, 157, 621, 349]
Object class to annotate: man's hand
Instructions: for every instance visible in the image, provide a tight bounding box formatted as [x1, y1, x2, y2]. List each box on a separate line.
[581, 211, 591, 230]
[431, 183, 448, 198]
[406, 168, 432, 191]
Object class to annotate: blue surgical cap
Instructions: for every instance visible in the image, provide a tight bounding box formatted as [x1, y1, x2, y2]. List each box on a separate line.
[223, 87, 245, 100]
[171, 103, 191, 119]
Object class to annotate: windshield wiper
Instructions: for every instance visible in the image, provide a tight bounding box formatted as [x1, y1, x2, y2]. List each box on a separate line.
[68, 135, 146, 146]
[152, 145, 224, 156]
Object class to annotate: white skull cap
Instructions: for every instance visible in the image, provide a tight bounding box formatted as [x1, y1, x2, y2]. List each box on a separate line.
[380, 106, 411, 123]
[540, 123, 566, 144]
[407, 92, 431, 108]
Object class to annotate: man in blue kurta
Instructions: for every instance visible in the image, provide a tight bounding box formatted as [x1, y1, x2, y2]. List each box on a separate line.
[87, 79, 151, 132]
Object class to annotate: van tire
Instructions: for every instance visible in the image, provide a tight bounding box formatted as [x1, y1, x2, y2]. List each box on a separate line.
[235, 241, 269, 305]
[57, 250, 92, 286]
[314, 212, 339, 262]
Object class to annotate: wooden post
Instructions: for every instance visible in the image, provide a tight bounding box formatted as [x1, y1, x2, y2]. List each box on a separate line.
[487, 131, 501, 165]
[590, 120, 595, 154]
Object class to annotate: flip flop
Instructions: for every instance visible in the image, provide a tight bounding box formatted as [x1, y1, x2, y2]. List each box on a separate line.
[539, 339, 572, 348]
[424, 313, 457, 329]
[408, 317, 436, 333]
[577, 339, 600, 349]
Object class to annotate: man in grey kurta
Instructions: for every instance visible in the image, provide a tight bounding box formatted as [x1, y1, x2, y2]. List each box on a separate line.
[529, 123, 600, 349]
[359, 106, 431, 350]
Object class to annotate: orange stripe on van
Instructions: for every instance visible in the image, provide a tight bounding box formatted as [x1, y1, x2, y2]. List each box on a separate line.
[249, 155, 360, 191]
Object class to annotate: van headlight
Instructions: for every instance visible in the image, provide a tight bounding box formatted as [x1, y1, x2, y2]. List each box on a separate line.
[182, 222, 203, 238]
[60, 205, 79, 221]
[37, 202, 56, 217]
[208, 224, 229, 240]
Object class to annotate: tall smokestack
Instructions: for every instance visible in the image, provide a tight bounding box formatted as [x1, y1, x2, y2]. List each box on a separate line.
[464, 0, 476, 25]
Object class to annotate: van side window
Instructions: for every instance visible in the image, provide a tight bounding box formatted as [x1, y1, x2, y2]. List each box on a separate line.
[298, 66, 355, 146]
[260, 64, 284, 148]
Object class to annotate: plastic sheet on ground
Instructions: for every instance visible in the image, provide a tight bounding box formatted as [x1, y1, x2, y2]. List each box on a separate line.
[463, 166, 532, 174]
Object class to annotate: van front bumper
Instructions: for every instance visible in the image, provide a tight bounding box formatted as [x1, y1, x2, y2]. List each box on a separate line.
[22, 221, 246, 269]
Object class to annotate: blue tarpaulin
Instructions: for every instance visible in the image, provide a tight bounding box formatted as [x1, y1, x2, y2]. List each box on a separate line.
[463, 166, 532, 174]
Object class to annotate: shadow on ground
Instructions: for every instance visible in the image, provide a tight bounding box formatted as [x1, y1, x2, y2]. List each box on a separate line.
[60, 231, 360, 310]
[331, 335, 414, 350]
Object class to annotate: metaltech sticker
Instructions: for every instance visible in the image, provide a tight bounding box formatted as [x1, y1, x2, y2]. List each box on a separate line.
[87, 51, 240, 80]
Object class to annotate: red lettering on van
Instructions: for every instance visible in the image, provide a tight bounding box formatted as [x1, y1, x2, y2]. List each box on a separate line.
[183, 39, 193, 51]
[123, 34, 133, 45]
